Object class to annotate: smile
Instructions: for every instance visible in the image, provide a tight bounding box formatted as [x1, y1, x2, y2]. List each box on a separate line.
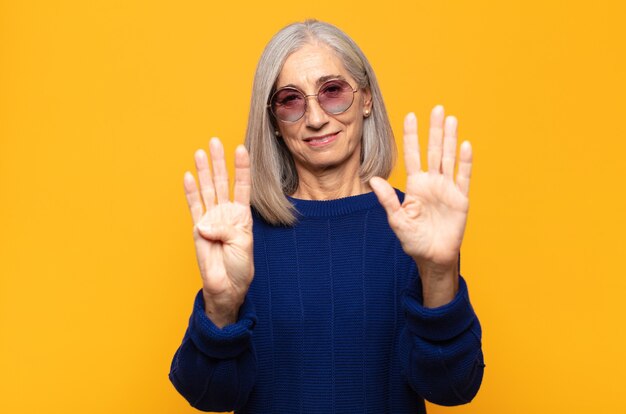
[303, 132, 339, 147]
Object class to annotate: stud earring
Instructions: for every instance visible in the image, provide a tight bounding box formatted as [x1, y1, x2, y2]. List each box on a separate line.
[364, 110, 371, 118]
[274, 130, 281, 137]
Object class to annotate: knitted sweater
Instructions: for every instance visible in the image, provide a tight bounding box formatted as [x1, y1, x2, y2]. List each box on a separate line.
[169, 190, 484, 413]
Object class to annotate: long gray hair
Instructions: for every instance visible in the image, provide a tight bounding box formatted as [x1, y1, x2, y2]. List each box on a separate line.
[245, 19, 395, 225]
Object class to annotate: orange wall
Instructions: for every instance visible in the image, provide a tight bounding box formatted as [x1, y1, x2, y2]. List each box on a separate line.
[1, 1, 625, 413]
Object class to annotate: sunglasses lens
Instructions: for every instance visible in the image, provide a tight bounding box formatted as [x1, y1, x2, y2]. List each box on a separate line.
[318, 80, 354, 114]
[270, 79, 356, 122]
[271, 89, 305, 122]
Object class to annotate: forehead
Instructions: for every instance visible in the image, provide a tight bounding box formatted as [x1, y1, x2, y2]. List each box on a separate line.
[276, 43, 352, 90]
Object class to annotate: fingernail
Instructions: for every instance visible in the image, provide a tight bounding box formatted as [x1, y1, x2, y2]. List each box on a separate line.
[407, 112, 416, 121]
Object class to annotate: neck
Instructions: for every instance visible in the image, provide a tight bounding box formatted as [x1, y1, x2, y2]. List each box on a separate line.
[291, 162, 371, 200]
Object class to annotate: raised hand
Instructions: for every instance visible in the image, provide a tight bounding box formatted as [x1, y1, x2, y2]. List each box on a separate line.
[183, 138, 254, 328]
[370, 106, 472, 307]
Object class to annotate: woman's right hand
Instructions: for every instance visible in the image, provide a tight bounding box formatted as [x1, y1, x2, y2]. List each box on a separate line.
[183, 138, 254, 328]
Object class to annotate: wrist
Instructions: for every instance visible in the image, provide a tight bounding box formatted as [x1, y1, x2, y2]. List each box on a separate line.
[415, 260, 459, 308]
[202, 290, 242, 329]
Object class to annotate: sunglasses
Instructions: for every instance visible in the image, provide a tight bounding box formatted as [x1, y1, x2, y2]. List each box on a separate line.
[268, 78, 359, 123]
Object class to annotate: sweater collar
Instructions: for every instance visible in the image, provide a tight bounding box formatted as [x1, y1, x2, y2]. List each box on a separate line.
[287, 191, 381, 218]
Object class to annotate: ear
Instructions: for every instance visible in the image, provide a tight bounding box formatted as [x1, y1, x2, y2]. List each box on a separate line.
[362, 87, 373, 114]
[269, 115, 283, 138]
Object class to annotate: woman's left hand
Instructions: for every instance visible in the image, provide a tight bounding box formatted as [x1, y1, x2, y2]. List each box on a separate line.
[370, 105, 472, 306]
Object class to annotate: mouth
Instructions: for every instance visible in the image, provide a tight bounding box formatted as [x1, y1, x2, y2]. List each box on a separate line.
[303, 132, 339, 146]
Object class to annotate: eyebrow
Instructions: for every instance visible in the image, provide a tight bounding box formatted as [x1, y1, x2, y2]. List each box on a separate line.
[277, 74, 348, 91]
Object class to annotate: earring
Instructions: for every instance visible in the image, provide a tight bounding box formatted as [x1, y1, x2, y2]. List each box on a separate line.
[364, 110, 371, 118]
[274, 130, 281, 137]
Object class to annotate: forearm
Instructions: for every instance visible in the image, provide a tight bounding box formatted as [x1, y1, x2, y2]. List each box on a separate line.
[169, 290, 257, 411]
[401, 276, 485, 405]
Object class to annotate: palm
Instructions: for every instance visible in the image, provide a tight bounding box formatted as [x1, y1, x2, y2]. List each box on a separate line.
[371, 106, 473, 268]
[395, 170, 468, 266]
[194, 201, 252, 298]
[183, 138, 253, 323]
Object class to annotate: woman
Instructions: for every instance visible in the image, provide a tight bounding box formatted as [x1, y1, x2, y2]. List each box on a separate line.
[170, 20, 484, 413]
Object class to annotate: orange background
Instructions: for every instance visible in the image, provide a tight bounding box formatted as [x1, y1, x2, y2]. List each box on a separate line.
[1, 1, 625, 413]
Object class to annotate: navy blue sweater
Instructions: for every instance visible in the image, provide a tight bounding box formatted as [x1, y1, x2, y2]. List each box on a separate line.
[169, 191, 484, 413]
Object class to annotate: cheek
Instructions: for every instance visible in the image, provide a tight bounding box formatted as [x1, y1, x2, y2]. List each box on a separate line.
[277, 125, 295, 144]
[280, 130, 306, 155]
[345, 116, 364, 143]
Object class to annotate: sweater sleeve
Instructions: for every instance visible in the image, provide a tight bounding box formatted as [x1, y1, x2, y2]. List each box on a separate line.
[400, 274, 485, 406]
[169, 289, 257, 412]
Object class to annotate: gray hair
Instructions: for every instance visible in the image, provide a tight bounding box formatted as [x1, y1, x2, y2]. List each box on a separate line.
[244, 19, 395, 226]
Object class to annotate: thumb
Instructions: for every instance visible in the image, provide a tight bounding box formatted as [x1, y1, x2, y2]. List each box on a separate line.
[369, 177, 401, 217]
[196, 223, 237, 242]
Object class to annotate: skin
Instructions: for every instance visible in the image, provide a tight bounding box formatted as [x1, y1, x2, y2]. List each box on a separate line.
[273, 43, 372, 200]
[369, 109, 473, 307]
[183, 43, 473, 328]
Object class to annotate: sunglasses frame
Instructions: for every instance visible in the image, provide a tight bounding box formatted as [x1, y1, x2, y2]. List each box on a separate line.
[268, 78, 359, 123]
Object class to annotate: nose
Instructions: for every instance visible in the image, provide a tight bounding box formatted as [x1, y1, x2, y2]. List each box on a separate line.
[303, 95, 329, 129]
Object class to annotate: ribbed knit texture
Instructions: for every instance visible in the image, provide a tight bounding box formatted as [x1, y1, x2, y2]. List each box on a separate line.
[169, 190, 484, 413]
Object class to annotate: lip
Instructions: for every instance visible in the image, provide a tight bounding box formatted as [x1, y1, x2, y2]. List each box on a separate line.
[303, 131, 339, 147]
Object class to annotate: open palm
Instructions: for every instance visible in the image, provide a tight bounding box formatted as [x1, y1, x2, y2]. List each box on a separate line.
[370, 106, 472, 269]
[183, 138, 253, 327]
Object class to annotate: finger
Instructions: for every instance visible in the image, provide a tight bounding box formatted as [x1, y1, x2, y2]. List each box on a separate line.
[194, 149, 215, 209]
[442, 116, 458, 180]
[196, 222, 238, 243]
[369, 176, 401, 216]
[183, 171, 203, 224]
[209, 137, 229, 204]
[233, 145, 251, 206]
[428, 105, 445, 174]
[403, 112, 421, 175]
[456, 141, 473, 196]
